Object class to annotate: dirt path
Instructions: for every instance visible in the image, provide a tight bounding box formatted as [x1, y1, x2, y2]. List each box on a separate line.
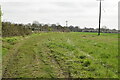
[45, 48, 68, 78]
[2, 37, 28, 78]
[2, 35, 68, 78]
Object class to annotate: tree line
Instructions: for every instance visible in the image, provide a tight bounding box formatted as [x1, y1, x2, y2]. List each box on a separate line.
[2, 22, 32, 37]
[2, 21, 118, 37]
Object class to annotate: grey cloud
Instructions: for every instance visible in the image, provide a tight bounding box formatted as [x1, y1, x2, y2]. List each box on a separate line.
[1, 2, 30, 7]
[36, 1, 85, 14]
[81, 2, 98, 8]
[1, 0, 117, 29]
[37, 8, 85, 14]
[51, 1, 77, 8]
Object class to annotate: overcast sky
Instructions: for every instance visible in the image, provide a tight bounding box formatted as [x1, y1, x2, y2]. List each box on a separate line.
[0, 0, 119, 29]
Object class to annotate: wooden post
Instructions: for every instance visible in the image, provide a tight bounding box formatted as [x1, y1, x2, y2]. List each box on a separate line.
[97, 0, 104, 35]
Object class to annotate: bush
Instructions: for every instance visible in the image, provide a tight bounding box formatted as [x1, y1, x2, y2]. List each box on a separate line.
[79, 55, 86, 59]
[5, 37, 18, 45]
[100, 53, 110, 58]
[83, 60, 91, 67]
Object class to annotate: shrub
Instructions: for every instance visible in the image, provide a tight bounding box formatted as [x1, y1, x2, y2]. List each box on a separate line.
[5, 38, 18, 45]
[79, 55, 86, 59]
[83, 60, 91, 67]
[100, 53, 110, 58]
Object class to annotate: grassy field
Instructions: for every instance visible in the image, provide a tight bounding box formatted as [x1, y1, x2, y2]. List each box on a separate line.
[2, 32, 118, 78]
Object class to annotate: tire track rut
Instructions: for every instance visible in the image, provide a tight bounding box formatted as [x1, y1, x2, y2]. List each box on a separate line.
[2, 38, 27, 78]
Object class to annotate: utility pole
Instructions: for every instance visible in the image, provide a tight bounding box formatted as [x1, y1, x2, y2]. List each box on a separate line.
[97, 0, 104, 36]
[66, 21, 68, 27]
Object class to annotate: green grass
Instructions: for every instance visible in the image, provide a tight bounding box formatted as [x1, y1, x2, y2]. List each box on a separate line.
[2, 32, 118, 78]
[2, 36, 23, 56]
